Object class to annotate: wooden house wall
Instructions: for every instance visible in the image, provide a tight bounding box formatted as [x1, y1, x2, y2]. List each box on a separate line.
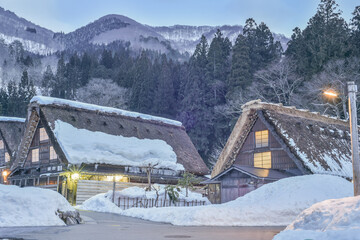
[217, 169, 274, 203]
[23, 120, 63, 175]
[234, 118, 297, 170]
[0, 134, 10, 168]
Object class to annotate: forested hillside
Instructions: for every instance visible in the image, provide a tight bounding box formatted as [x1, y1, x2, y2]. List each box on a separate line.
[0, 0, 359, 167]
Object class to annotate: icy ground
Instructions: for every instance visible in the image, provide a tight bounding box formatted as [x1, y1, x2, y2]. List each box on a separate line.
[78, 175, 352, 226]
[0, 184, 74, 226]
[273, 195, 360, 240]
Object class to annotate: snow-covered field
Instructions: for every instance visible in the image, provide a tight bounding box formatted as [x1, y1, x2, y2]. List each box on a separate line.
[0, 184, 75, 227]
[78, 175, 352, 226]
[274, 196, 360, 240]
[78, 185, 210, 214]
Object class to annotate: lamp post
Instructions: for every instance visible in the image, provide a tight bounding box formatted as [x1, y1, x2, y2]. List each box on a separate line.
[324, 82, 360, 196]
[347, 82, 360, 196]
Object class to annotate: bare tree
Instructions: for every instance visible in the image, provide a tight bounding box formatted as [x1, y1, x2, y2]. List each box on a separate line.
[301, 58, 360, 119]
[249, 59, 303, 106]
[76, 78, 130, 109]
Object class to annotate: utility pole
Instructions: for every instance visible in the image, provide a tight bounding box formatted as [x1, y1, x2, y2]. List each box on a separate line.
[348, 81, 360, 196]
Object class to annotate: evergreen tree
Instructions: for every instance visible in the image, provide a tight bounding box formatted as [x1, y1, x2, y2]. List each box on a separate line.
[286, 0, 349, 76]
[154, 55, 175, 116]
[206, 29, 231, 105]
[227, 34, 251, 97]
[350, 6, 360, 56]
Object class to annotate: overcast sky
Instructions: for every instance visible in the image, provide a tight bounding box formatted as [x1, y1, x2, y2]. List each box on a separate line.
[0, 0, 358, 37]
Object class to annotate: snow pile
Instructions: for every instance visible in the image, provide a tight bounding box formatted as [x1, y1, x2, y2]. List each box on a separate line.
[0, 116, 25, 122]
[79, 175, 351, 226]
[274, 196, 360, 240]
[31, 96, 182, 126]
[53, 120, 184, 171]
[122, 175, 352, 226]
[0, 184, 75, 227]
[78, 185, 209, 213]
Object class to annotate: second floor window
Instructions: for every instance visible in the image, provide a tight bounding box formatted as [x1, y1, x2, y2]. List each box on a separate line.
[39, 128, 49, 142]
[5, 152, 10, 162]
[32, 149, 39, 163]
[255, 130, 269, 148]
[50, 146, 57, 160]
[0, 140, 4, 149]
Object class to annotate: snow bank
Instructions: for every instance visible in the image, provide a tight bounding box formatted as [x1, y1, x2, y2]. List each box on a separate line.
[0, 184, 74, 227]
[122, 175, 352, 226]
[78, 185, 209, 213]
[274, 196, 360, 240]
[31, 96, 182, 126]
[0, 116, 25, 122]
[53, 120, 184, 171]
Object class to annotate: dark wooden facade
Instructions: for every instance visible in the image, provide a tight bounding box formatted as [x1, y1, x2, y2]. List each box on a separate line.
[234, 118, 297, 170]
[0, 134, 11, 184]
[10, 121, 64, 188]
[207, 117, 299, 204]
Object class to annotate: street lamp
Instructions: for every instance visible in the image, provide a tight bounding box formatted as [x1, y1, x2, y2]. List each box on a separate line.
[323, 82, 360, 196]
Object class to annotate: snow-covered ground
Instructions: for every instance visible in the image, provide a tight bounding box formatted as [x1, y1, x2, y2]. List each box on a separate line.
[78, 175, 352, 226]
[0, 184, 75, 227]
[78, 185, 209, 214]
[274, 196, 360, 240]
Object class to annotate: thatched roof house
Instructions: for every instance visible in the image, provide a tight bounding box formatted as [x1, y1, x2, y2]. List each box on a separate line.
[12, 96, 208, 180]
[212, 100, 353, 179]
[0, 117, 25, 167]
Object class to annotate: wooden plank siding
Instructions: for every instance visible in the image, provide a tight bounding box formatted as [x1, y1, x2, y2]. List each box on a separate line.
[234, 117, 297, 170]
[76, 180, 147, 205]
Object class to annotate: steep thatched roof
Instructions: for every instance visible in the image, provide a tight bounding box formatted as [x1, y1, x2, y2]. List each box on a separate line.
[0, 117, 25, 158]
[212, 100, 354, 179]
[14, 97, 208, 175]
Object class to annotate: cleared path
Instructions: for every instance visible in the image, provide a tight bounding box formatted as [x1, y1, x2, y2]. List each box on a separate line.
[0, 211, 285, 240]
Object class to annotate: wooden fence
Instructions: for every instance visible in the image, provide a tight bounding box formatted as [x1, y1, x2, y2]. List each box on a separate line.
[114, 197, 206, 210]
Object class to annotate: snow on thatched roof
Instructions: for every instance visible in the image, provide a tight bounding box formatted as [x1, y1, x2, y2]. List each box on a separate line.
[31, 96, 182, 127]
[14, 97, 208, 175]
[212, 100, 354, 179]
[0, 117, 25, 157]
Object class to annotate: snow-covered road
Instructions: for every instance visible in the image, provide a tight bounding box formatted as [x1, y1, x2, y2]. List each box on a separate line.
[0, 211, 284, 240]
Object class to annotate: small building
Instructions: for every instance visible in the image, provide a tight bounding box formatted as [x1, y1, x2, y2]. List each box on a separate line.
[0, 117, 25, 184]
[10, 96, 208, 204]
[206, 100, 353, 204]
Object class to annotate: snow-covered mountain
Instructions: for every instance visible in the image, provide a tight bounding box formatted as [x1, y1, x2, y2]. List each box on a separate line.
[0, 7, 62, 54]
[0, 8, 289, 55]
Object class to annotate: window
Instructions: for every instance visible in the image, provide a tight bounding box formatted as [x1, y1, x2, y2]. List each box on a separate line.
[32, 149, 39, 163]
[39, 128, 49, 142]
[5, 152, 10, 162]
[255, 130, 269, 148]
[254, 152, 271, 168]
[50, 146, 57, 160]
[0, 140, 4, 149]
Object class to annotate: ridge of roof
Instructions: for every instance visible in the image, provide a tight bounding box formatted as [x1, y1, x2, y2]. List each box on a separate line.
[30, 96, 183, 127]
[242, 99, 348, 126]
[0, 117, 26, 123]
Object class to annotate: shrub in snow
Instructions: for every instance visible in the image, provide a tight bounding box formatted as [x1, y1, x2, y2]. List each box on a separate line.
[120, 175, 352, 226]
[274, 196, 360, 240]
[0, 184, 78, 227]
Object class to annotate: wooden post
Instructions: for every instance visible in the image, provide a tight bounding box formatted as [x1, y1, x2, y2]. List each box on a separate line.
[112, 177, 116, 203]
[348, 81, 360, 196]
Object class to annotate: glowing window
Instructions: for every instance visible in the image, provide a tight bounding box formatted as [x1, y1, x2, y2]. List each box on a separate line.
[254, 152, 271, 168]
[50, 146, 57, 160]
[39, 128, 49, 142]
[255, 130, 269, 148]
[5, 152, 10, 162]
[32, 149, 39, 163]
[0, 140, 4, 149]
